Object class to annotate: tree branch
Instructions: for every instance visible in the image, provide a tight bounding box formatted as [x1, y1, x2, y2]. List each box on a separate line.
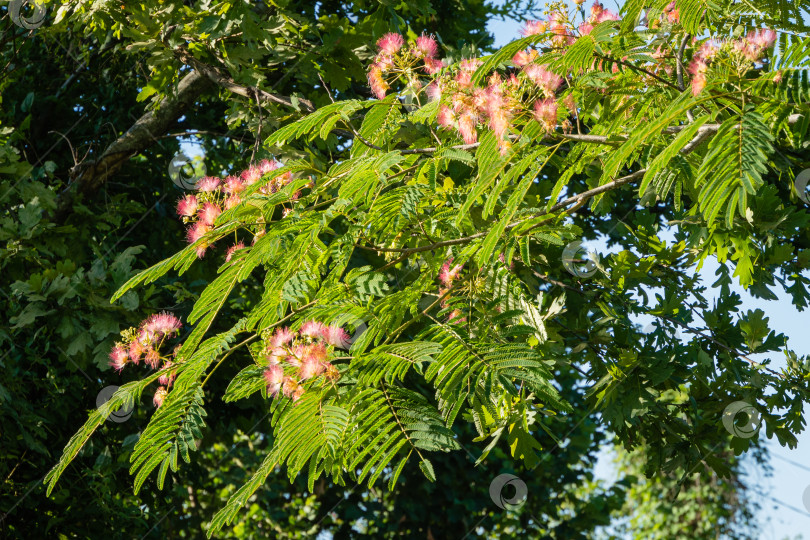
[355, 113, 803, 255]
[54, 70, 213, 221]
[173, 46, 315, 113]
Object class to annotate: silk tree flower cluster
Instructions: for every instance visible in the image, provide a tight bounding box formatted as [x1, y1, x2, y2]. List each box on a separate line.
[262, 322, 345, 403]
[524, 0, 675, 38]
[365, 3, 777, 157]
[519, 1, 619, 47]
[521, 2, 620, 43]
[432, 53, 579, 155]
[688, 29, 777, 95]
[514, 1, 682, 79]
[437, 258, 466, 323]
[175, 159, 296, 259]
[367, 32, 444, 100]
[434, 255, 512, 322]
[108, 312, 182, 407]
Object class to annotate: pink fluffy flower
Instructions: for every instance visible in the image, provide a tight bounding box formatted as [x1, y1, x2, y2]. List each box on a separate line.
[592, 3, 620, 23]
[562, 93, 577, 115]
[143, 312, 183, 339]
[145, 348, 161, 369]
[186, 222, 210, 244]
[424, 57, 444, 75]
[109, 345, 129, 372]
[490, 111, 512, 155]
[425, 81, 442, 102]
[300, 320, 325, 339]
[439, 258, 464, 287]
[375, 51, 395, 71]
[698, 41, 719, 61]
[533, 98, 558, 131]
[241, 166, 262, 186]
[158, 361, 176, 387]
[196, 176, 221, 192]
[688, 58, 710, 95]
[590, 2, 605, 20]
[437, 105, 456, 128]
[549, 11, 575, 46]
[299, 358, 325, 380]
[324, 362, 340, 381]
[498, 252, 515, 270]
[224, 175, 245, 195]
[368, 65, 389, 100]
[198, 202, 221, 227]
[308, 342, 328, 362]
[483, 82, 512, 155]
[153, 386, 168, 408]
[136, 327, 151, 346]
[663, 1, 680, 24]
[459, 58, 482, 72]
[266, 379, 282, 397]
[322, 325, 351, 349]
[266, 347, 286, 365]
[450, 91, 467, 113]
[377, 32, 405, 54]
[523, 64, 563, 97]
[288, 345, 306, 367]
[225, 241, 245, 262]
[281, 376, 300, 398]
[521, 20, 548, 36]
[686, 40, 720, 95]
[415, 34, 439, 58]
[264, 365, 284, 395]
[455, 70, 473, 90]
[750, 28, 777, 51]
[258, 159, 279, 174]
[129, 340, 144, 364]
[176, 194, 198, 217]
[737, 28, 777, 62]
[224, 194, 241, 210]
[457, 111, 478, 144]
[512, 49, 537, 67]
[690, 72, 707, 95]
[270, 327, 295, 349]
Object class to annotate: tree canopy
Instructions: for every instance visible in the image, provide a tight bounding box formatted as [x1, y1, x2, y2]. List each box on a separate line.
[2, 0, 809, 538]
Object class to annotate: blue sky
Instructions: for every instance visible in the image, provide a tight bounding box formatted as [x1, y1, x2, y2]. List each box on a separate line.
[487, 5, 810, 538]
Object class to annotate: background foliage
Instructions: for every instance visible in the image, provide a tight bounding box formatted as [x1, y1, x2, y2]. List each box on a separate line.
[2, 0, 809, 539]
